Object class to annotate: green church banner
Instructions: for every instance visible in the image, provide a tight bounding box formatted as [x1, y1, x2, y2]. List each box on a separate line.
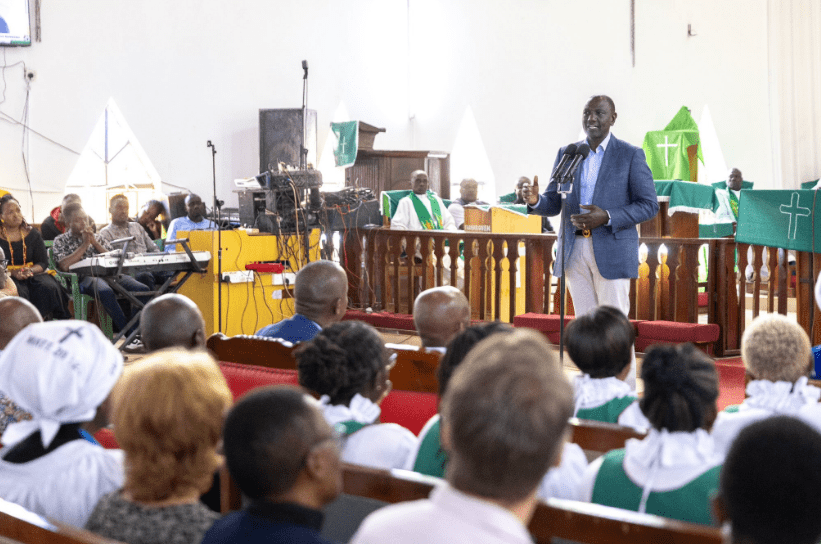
[331, 121, 359, 168]
[736, 190, 820, 252]
[642, 107, 704, 181]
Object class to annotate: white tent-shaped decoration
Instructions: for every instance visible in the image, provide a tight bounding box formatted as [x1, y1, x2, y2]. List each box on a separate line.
[65, 98, 163, 220]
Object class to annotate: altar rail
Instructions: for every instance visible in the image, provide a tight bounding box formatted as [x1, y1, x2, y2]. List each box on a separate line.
[340, 227, 820, 357]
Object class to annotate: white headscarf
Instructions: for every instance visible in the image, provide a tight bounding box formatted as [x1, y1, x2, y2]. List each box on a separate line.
[0, 321, 123, 448]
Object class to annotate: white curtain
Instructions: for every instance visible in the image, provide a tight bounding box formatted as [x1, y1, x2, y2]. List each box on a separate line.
[767, 0, 821, 189]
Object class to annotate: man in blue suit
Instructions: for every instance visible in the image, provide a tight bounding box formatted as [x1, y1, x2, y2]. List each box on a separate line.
[523, 95, 658, 321]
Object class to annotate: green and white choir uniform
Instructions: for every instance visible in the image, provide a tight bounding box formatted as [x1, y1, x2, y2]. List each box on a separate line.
[579, 428, 723, 525]
[573, 375, 651, 431]
[320, 393, 418, 470]
[712, 377, 821, 455]
[405, 414, 589, 501]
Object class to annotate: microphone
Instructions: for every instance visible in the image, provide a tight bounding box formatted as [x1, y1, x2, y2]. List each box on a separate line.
[549, 143, 578, 184]
[302, 60, 308, 79]
[560, 143, 591, 185]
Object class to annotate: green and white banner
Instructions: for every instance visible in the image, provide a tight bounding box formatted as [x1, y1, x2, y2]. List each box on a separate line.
[642, 106, 704, 181]
[736, 189, 820, 252]
[330, 121, 359, 168]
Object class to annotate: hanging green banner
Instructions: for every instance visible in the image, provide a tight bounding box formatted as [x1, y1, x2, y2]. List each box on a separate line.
[736, 189, 820, 252]
[331, 121, 359, 168]
[642, 130, 700, 181]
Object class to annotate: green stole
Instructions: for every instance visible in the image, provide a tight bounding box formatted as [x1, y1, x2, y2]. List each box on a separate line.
[412, 417, 449, 478]
[575, 396, 637, 424]
[591, 449, 721, 525]
[334, 420, 368, 437]
[729, 190, 739, 220]
[410, 192, 444, 230]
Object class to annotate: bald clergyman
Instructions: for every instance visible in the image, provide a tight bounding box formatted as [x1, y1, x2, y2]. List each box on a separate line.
[255, 260, 349, 343]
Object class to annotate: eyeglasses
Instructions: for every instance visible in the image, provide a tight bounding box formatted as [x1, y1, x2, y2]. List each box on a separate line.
[0, 259, 7, 270]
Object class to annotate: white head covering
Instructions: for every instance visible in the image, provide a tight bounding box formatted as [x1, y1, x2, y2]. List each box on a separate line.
[0, 321, 123, 448]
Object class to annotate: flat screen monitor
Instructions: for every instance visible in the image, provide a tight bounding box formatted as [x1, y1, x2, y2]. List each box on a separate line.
[0, 0, 31, 46]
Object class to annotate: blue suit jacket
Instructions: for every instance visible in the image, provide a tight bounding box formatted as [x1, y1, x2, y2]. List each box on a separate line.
[530, 135, 659, 279]
[255, 313, 321, 343]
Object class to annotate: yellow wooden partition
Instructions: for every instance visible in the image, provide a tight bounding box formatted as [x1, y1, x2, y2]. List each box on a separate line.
[178, 229, 321, 336]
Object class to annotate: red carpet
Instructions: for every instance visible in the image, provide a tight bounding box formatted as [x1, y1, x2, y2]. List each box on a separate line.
[715, 357, 745, 411]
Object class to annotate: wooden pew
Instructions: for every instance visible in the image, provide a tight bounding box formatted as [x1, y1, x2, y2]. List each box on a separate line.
[384, 342, 441, 394]
[0, 504, 125, 544]
[206, 333, 296, 370]
[339, 463, 723, 544]
[568, 417, 647, 457]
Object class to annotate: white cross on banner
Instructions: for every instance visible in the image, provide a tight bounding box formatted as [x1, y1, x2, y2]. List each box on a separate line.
[656, 135, 678, 166]
[736, 189, 820, 252]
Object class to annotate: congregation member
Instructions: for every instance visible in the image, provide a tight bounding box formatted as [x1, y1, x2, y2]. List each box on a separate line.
[565, 306, 650, 430]
[39, 193, 96, 241]
[164, 194, 217, 252]
[202, 386, 341, 544]
[711, 313, 817, 454]
[140, 293, 207, 352]
[447, 178, 487, 229]
[0, 297, 41, 435]
[53, 203, 151, 335]
[713, 416, 821, 544]
[0, 194, 70, 319]
[296, 320, 416, 470]
[351, 329, 574, 544]
[256, 260, 348, 343]
[85, 350, 231, 544]
[390, 170, 456, 231]
[579, 343, 722, 525]
[98, 194, 162, 290]
[0, 246, 18, 298]
[0, 321, 124, 527]
[413, 286, 471, 351]
[136, 199, 169, 241]
[523, 95, 658, 386]
[407, 322, 588, 501]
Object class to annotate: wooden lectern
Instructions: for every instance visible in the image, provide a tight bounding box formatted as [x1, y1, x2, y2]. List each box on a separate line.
[463, 205, 542, 234]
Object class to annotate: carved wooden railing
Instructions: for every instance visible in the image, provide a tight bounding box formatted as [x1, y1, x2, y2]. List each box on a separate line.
[340, 227, 820, 357]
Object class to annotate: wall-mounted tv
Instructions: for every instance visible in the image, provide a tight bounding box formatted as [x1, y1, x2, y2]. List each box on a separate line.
[0, 0, 31, 46]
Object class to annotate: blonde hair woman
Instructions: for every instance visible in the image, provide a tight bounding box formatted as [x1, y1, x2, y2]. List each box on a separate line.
[85, 349, 232, 544]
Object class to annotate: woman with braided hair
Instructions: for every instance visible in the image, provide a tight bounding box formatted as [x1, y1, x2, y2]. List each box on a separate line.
[578, 343, 723, 525]
[295, 320, 417, 470]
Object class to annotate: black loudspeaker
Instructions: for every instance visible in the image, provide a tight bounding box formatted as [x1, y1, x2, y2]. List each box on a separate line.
[259, 109, 317, 172]
[168, 193, 188, 220]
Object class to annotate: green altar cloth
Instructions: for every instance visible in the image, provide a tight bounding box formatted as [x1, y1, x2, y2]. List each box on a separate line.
[736, 189, 820, 252]
[654, 180, 719, 214]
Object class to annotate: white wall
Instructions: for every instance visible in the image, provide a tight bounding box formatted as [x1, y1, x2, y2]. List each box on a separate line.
[0, 0, 777, 222]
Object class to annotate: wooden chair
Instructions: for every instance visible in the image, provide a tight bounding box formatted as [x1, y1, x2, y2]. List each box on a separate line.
[0, 503, 125, 544]
[206, 333, 297, 370]
[47, 247, 113, 339]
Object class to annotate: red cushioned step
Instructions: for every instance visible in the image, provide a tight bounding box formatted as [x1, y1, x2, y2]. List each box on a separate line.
[635, 321, 720, 355]
[698, 292, 708, 307]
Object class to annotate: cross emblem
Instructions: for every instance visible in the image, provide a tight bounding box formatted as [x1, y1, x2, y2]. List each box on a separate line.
[59, 327, 84, 343]
[339, 136, 347, 154]
[656, 135, 678, 167]
[779, 192, 811, 239]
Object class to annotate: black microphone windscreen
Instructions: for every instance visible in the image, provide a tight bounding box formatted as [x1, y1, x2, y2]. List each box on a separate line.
[302, 60, 308, 70]
[563, 143, 578, 156]
[576, 143, 591, 158]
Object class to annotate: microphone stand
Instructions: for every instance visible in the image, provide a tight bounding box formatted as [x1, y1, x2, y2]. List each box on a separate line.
[556, 180, 573, 366]
[207, 140, 223, 333]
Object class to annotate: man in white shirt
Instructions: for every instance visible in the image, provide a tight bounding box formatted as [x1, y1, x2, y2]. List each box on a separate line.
[447, 178, 487, 230]
[351, 329, 574, 544]
[391, 171, 457, 231]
